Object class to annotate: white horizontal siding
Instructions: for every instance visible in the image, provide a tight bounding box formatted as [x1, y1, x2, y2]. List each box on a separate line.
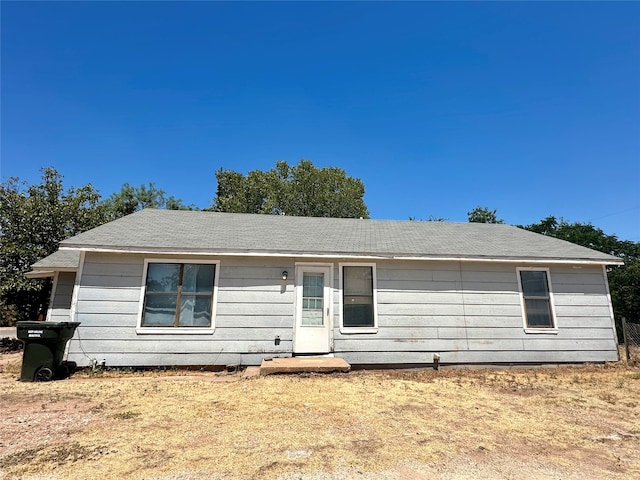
[463, 316, 523, 327]
[73, 254, 143, 329]
[81, 262, 143, 277]
[81, 274, 142, 288]
[377, 303, 466, 316]
[335, 327, 439, 340]
[49, 272, 75, 322]
[216, 315, 293, 328]
[554, 305, 612, 317]
[467, 339, 525, 351]
[68, 254, 617, 367]
[69, 253, 295, 366]
[523, 338, 616, 351]
[76, 313, 138, 327]
[378, 291, 464, 304]
[70, 338, 291, 352]
[339, 349, 619, 365]
[78, 301, 140, 315]
[217, 290, 294, 304]
[378, 315, 466, 327]
[556, 316, 614, 328]
[552, 272, 607, 285]
[553, 294, 609, 306]
[66, 351, 281, 368]
[216, 302, 293, 316]
[67, 352, 243, 367]
[334, 261, 618, 365]
[74, 326, 292, 341]
[334, 338, 468, 352]
[77, 287, 141, 302]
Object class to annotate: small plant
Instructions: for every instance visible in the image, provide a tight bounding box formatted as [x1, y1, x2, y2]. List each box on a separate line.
[598, 392, 617, 404]
[112, 411, 140, 420]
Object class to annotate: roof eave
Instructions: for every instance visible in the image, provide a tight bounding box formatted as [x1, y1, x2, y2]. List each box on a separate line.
[25, 270, 55, 279]
[59, 245, 623, 266]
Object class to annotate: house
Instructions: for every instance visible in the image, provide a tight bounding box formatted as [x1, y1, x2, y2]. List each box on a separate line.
[27, 209, 623, 368]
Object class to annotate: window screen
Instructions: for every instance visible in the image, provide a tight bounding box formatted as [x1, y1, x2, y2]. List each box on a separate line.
[343, 266, 374, 328]
[520, 270, 554, 328]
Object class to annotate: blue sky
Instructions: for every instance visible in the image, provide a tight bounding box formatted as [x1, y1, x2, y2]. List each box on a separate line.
[2, 1, 639, 241]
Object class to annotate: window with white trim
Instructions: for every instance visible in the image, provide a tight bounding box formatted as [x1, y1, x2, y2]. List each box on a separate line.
[518, 268, 555, 329]
[141, 262, 216, 328]
[342, 265, 376, 329]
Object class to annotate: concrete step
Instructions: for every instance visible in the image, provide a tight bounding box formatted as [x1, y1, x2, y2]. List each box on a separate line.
[260, 356, 351, 375]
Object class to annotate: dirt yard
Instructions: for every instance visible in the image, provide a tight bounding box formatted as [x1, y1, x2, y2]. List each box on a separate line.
[1, 353, 639, 480]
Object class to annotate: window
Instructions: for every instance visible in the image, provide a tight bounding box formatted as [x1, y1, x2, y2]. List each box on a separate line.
[518, 268, 555, 330]
[302, 273, 324, 326]
[342, 265, 376, 330]
[141, 262, 217, 328]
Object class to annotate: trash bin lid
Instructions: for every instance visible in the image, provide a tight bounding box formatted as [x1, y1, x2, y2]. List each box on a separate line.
[16, 321, 81, 340]
[16, 321, 81, 328]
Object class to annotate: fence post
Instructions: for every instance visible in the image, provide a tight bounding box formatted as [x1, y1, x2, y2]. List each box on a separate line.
[621, 317, 630, 362]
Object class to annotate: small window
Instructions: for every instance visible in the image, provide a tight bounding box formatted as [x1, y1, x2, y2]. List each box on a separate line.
[518, 269, 555, 329]
[301, 272, 325, 326]
[343, 265, 375, 328]
[142, 263, 216, 328]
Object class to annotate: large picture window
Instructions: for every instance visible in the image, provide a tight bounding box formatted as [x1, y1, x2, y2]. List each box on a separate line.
[342, 265, 376, 329]
[518, 268, 555, 329]
[142, 262, 216, 328]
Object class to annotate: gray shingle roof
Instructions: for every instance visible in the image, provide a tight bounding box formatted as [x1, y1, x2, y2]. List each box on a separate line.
[31, 249, 81, 270]
[51, 209, 622, 265]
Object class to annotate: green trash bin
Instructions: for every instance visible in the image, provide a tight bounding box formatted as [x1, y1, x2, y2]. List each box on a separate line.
[16, 321, 80, 382]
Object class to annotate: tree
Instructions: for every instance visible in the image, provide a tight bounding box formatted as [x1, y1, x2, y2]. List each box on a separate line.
[0, 168, 109, 324]
[520, 216, 638, 259]
[103, 182, 194, 219]
[212, 159, 369, 218]
[521, 216, 640, 335]
[409, 216, 448, 222]
[468, 206, 504, 224]
[610, 258, 640, 328]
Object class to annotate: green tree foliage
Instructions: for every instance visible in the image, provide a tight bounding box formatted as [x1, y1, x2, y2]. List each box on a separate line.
[212, 160, 369, 218]
[103, 182, 194, 219]
[409, 216, 448, 222]
[521, 216, 640, 332]
[0, 168, 109, 324]
[0, 169, 194, 325]
[467, 206, 504, 224]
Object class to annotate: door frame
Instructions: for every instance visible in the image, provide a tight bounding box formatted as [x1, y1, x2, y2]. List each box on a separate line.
[293, 262, 334, 354]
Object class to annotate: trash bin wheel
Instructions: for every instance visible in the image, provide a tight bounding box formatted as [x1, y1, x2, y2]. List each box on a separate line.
[55, 363, 70, 380]
[56, 361, 77, 380]
[35, 367, 53, 382]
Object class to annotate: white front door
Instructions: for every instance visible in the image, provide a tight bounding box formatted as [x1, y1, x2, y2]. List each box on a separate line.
[293, 265, 332, 354]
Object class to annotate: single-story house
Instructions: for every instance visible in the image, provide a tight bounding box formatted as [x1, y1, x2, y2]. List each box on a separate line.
[27, 209, 623, 368]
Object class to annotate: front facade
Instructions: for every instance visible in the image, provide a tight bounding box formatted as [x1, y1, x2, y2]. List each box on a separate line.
[29, 210, 622, 368]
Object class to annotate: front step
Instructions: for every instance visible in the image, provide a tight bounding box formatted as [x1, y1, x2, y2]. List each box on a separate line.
[259, 356, 351, 375]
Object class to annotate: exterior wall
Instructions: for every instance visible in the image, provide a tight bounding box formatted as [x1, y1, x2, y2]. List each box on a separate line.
[67, 252, 296, 367]
[334, 260, 618, 365]
[48, 272, 75, 322]
[67, 252, 619, 367]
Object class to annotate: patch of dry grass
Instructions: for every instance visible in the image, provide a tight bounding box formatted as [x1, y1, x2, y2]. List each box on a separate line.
[0, 360, 639, 479]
